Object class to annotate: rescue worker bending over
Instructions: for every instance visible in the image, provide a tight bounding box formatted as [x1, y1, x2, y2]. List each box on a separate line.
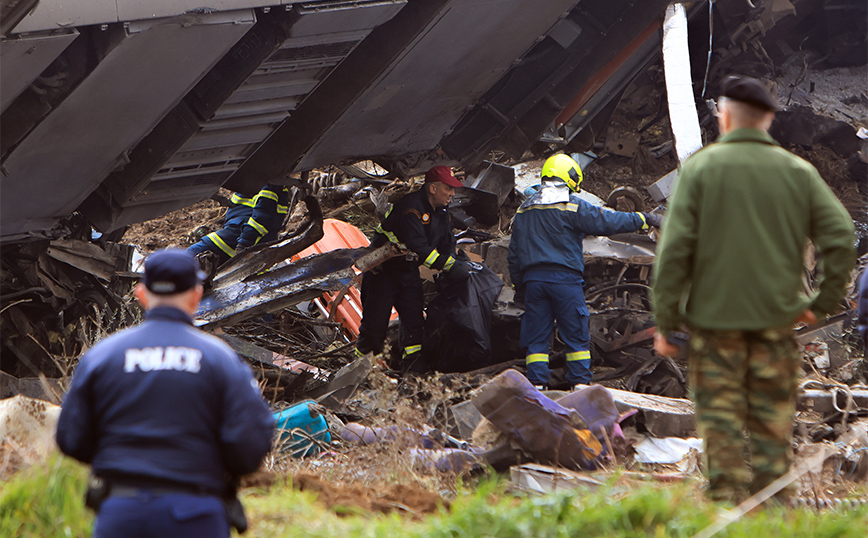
[507, 154, 661, 389]
[354, 166, 470, 372]
[188, 184, 290, 267]
[56, 249, 275, 538]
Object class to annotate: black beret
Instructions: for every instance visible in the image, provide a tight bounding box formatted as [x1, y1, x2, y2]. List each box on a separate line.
[720, 75, 779, 111]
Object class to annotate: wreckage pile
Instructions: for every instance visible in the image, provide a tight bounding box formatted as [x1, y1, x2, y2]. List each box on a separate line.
[3, 144, 866, 512]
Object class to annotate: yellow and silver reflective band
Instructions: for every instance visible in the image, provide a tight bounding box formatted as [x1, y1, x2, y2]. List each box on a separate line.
[516, 202, 579, 214]
[636, 212, 649, 230]
[205, 232, 235, 256]
[375, 224, 405, 247]
[255, 189, 279, 203]
[375, 206, 408, 249]
[354, 347, 366, 358]
[403, 344, 422, 357]
[442, 255, 456, 271]
[277, 204, 289, 214]
[247, 217, 268, 235]
[230, 193, 255, 207]
[526, 353, 549, 365]
[566, 350, 591, 362]
[375, 223, 407, 249]
[423, 249, 441, 268]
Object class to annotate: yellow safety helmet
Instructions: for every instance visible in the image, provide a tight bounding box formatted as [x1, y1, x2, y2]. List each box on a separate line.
[541, 154, 583, 192]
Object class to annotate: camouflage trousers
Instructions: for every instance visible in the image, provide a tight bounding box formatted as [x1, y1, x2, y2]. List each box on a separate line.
[688, 325, 801, 504]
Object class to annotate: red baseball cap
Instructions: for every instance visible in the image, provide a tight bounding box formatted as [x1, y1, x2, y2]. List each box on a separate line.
[424, 166, 463, 188]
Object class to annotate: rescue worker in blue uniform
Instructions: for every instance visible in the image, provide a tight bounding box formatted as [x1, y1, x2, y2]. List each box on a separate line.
[354, 166, 470, 371]
[56, 249, 275, 538]
[188, 184, 290, 264]
[507, 154, 662, 389]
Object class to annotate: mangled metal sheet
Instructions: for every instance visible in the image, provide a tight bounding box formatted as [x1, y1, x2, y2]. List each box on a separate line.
[218, 334, 325, 380]
[606, 387, 696, 438]
[582, 234, 656, 259]
[196, 243, 400, 329]
[450, 162, 516, 227]
[511, 463, 604, 494]
[45, 238, 118, 282]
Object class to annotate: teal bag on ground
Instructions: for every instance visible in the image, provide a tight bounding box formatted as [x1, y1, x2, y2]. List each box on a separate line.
[273, 400, 331, 458]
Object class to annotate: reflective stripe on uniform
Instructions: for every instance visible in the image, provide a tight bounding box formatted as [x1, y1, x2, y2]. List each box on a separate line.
[566, 350, 591, 362]
[403, 344, 422, 357]
[354, 347, 366, 358]
[205, 232, 235, 257]
[230, 193, 255, 207]
[442, 255, 456, 271]
[375, 222, 408, 249]
[423, 249, 440, 268]
[375, 205, 411, 249]
[255, 189, 279, 203]
[277, 204, 289, 214]
[636, 212, 649, 230]
[526, 353, 549, 364]
[516, 202, 579, 214]
[247, 217, 268, 235]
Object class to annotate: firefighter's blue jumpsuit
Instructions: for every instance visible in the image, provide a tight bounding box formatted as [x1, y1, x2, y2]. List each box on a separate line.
[507, 180, 648, 386]
[188, 185, 290, 264]
[56, 306, 275, 538]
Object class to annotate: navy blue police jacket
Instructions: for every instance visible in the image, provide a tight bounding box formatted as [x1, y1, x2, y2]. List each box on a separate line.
[507, 183, 645, 286]
[56, 306, 275, 494]
[370, 188, 457, 273]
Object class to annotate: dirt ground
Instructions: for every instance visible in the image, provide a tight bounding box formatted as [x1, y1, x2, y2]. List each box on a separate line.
[290, 472, 444, 517]
[122, 197, 225, 254]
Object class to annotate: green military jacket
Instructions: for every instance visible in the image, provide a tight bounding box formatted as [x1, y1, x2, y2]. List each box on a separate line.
[652, 128, 856, 335]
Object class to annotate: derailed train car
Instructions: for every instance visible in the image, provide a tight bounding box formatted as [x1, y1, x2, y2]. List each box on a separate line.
[2, 0, 677, 242]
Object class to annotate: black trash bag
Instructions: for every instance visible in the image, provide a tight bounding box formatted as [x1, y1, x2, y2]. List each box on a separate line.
[422, 262, 504, 372]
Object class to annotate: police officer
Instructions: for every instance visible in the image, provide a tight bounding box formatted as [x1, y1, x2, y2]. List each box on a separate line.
[354, 166, 470, 371]
[188, 184, 291, 267]
[56, 249, 275, 538]
[507, 154, 661, 389]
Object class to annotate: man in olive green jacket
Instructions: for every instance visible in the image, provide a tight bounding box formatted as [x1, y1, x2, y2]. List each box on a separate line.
[652, 75, 856, 504]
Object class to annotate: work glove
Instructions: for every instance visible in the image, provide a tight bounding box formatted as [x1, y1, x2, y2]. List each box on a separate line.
[234, 243, 250, 256]
[447, 260, 471, 282]
[641, 212, 664, 229]
[513, 284, 526, 309]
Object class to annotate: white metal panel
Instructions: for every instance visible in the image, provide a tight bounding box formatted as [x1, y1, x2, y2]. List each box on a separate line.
[0, 29, 79, 112]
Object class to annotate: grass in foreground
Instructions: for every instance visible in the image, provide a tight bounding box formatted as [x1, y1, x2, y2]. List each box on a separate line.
[3, 454, 866, 538]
